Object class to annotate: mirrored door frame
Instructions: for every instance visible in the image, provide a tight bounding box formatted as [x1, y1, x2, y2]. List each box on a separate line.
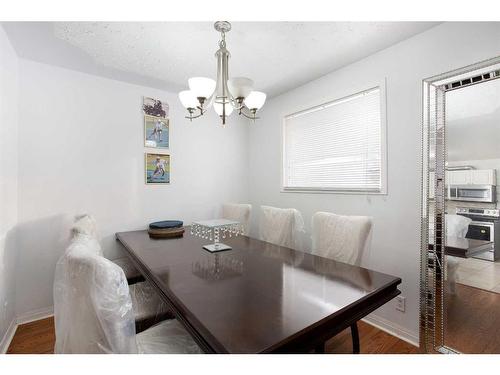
[420, 56, 500, 354]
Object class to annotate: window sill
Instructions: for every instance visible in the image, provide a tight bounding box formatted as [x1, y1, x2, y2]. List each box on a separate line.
[280, 188, 387, 195]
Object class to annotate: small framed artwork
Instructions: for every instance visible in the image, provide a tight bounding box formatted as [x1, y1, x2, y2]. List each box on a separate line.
[143, 97, 170, 149]
[144, 115, 169, 148]
[145, 153, 170, 184]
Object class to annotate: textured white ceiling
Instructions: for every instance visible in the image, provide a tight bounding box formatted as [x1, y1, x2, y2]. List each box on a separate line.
[3, 21, 439, 97]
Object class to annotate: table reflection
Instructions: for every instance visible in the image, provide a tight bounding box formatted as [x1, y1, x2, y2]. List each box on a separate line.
[191, 253, 244, 281]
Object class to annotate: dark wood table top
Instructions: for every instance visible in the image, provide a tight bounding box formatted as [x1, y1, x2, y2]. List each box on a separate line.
[429, 236, 493, 258]
[116, 229, 401, 353]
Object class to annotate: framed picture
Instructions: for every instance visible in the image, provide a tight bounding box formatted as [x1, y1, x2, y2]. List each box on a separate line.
[143, 97, 168, 119]
[144, 115, 169, 148]
[145, 153, 170, 184]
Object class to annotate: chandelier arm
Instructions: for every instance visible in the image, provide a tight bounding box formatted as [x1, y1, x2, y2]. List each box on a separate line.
[238, 107, 259, 120]
[185, 112, 205, 120]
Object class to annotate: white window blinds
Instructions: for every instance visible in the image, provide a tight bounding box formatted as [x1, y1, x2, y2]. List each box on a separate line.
[283, 87, 384, 192]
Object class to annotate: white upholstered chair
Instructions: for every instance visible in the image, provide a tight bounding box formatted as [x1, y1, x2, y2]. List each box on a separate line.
[259, 205, 305, 249]
[70, 215, 173, 332]
[311, 212, 372, 266]
[53, 243, 201, 354]
[445, 214, 472, 294]
[311, 211, 373, 354]
[222, 203, 252, 235]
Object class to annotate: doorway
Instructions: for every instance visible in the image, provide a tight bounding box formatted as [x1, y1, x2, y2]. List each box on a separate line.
[421, 57, 500, 353]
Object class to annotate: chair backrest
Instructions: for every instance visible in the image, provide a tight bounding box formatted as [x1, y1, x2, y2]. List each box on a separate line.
[259, 205, 304, 249]
[311, 212, 372, 266]
[222, 203, 252, 235]
[71, 214, 102, 256]
[53, 237, 137, 354]
[446, 214, 472, 238]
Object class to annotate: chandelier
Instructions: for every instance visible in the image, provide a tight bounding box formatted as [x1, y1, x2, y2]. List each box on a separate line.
[178, 21, 266, 126]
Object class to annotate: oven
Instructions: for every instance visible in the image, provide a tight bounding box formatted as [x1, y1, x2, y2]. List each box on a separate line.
[467, 221, 494, 241]
[456, 207, 500, 261]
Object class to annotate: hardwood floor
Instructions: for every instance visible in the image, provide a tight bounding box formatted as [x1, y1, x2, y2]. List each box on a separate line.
[6, 317, 417, 354]
[7, 317, 55, 354]
[445, 282, 500, 353]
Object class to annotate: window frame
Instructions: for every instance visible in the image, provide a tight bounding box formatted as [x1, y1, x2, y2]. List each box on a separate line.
[280, 81, 387, 195]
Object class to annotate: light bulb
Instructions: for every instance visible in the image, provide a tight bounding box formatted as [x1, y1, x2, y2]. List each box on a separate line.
[214, 102, 234, 116]
[188, 77, 216, 99]
[228, 77, 254, 99]
[244, 91, 266, 110]
[178, 90, 199, 109]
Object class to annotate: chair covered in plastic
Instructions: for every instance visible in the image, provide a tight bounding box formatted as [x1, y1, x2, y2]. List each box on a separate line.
[311, 211, 373, 354]
[259, 205, 305, 249]
[71, 214, 142, 282]
[445, 214, 472, 294]
[53, 243, 201, 354]
[70, 215, 173, 332]
[222, 203, 252, 235]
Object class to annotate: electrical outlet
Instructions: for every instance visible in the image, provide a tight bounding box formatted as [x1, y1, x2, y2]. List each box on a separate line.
[395, 296, 406, 312]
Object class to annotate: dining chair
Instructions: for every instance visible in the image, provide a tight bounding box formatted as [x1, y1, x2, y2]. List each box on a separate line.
[311, 211, 373, 354]
[259, 205, 305, 249]
[70, 215, 173, 332]
[72, 214, 143, 283]
[222, 203, 252, 235]
[445, 214, 472, 294]
[53, 244, 202, 353]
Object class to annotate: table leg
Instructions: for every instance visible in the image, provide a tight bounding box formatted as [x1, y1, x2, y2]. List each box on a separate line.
[315, 342, 325, 353]
[351, 322, 360, 354]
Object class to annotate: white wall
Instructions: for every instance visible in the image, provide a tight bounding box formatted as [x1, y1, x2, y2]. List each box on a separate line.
[247, 22, 500, 344]
[0, 26, 19, 348]
[15, 60, 249, 317]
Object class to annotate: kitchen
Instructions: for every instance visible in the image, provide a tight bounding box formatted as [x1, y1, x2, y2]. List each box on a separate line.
[442, 74, 500, 295]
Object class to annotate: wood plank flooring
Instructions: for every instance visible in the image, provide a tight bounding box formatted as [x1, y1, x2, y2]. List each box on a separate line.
[445, 283, 500, 353]
[6, 317, 417, 354]
[7, 317, 56, 354]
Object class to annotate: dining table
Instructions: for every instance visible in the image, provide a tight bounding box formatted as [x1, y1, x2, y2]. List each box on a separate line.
[115, 227, 402, 353]
[428, 236, 493, 258]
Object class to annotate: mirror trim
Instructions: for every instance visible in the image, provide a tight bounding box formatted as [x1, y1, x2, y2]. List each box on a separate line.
[420, 56, 500, 354]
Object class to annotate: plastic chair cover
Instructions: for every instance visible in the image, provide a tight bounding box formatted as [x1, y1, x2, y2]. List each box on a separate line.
[136, 320, 202, 354]
[71, 214, 102, 256]
[445, 214, 472, 294]
[222, 203, 252, 235]
[311, 212, 372, 266]
[445, 214, 472, 238]
[54, 242, 138, 353]
[129, 281, 173, 332]
[259, 205, 305, 249]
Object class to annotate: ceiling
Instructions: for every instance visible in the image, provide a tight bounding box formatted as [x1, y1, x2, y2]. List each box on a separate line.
[2, 22, 440, 97]
[447, 78, 500, 161]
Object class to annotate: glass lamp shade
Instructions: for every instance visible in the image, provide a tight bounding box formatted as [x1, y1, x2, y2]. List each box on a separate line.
[227, 77, 254, 99]
[244, 91, 266, 110]
[178, 90, 199, 109]
[188, 77, 216, 99]
[214, 102, 234, 116]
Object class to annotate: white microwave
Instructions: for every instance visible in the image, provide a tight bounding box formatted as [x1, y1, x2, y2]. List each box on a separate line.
[448, 185, 496, 203]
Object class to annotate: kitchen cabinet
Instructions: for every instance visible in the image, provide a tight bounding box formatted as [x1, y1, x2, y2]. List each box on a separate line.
[448, 170, 471, 185]
[446, 169, 496, 186]
[471, 169, 496, 185]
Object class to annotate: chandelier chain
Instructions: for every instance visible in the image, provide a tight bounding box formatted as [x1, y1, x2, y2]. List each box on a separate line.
[219, 31, 226, 48]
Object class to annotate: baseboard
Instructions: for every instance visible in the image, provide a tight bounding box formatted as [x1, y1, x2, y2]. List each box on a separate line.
[362, 314, 419, 347]
[0, 306, 54, 354]
[0, 318, 18, 354]
[16, 306, 54, 326]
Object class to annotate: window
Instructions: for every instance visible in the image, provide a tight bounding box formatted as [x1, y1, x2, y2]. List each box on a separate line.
[282, 86, 385, 193]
